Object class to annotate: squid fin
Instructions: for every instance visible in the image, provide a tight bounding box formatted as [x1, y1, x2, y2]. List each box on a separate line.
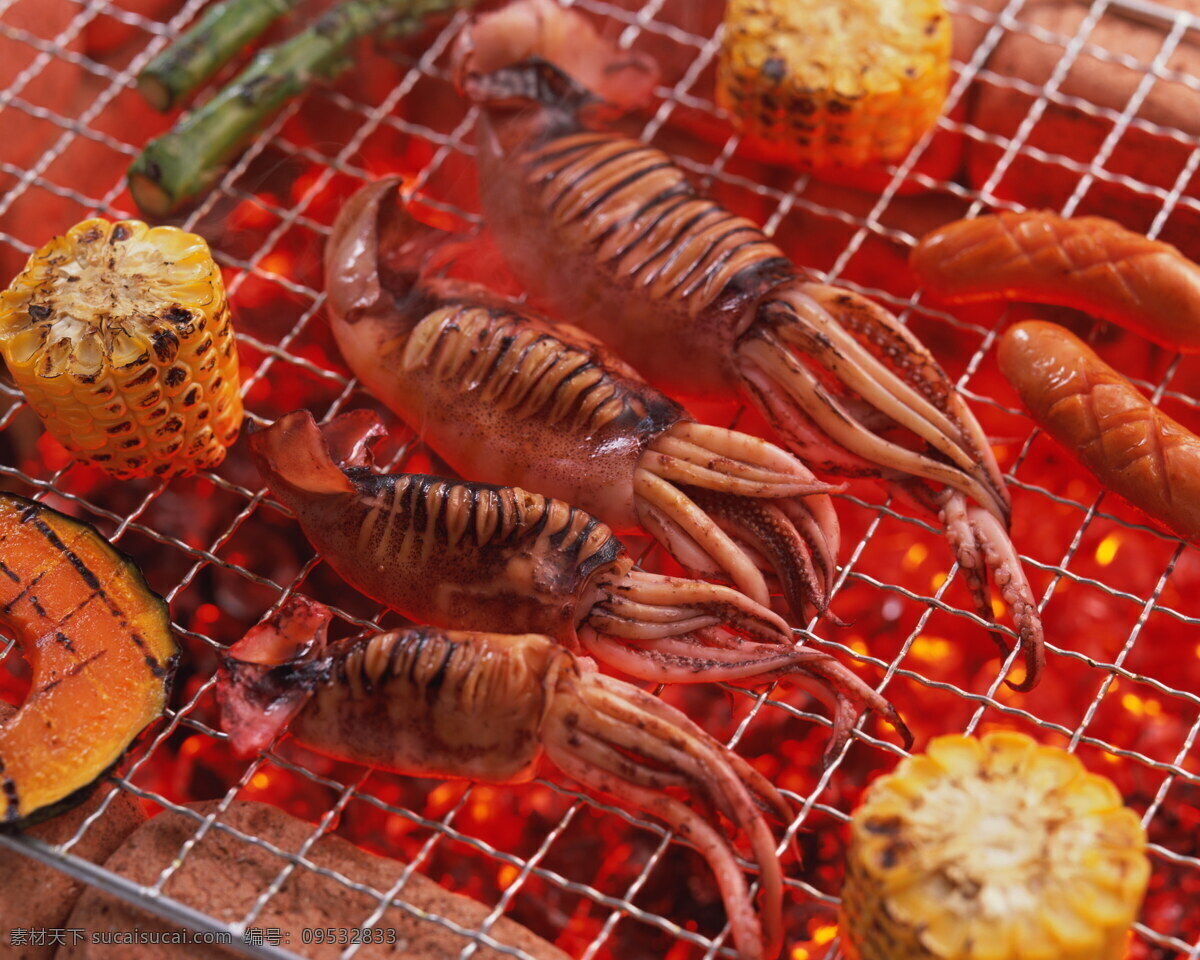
[249, 411, 357, 496]
[217, 597, 333, 755]
[320, 410, 387, 470]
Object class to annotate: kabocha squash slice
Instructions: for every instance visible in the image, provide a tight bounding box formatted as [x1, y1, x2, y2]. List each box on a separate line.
[0, 493, 177, 827]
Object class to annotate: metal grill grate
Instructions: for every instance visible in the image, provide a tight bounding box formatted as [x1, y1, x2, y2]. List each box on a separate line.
[1, 0, 1199, 957]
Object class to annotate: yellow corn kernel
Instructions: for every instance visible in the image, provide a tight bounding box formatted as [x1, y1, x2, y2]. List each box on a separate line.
[840, 732, 1149, 960]
[717, 0, 952, 170]
[0, 218, 243, 479]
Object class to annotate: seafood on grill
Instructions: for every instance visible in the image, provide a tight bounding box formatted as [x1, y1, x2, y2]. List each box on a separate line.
[840, 731, 1149, 960]
[250, 410, 909, 757]
[0, 493, 177, 826]
[0, 218, 243, 478]
[717, 0, 952, 171]
[452, 0, 658, 116]
[325, 177, 842, 622]
[218, 596, 792, 960]
[911, 210, 1200, 354]
[456, 58, 1044, 689]
[999, 320, 1200, 545]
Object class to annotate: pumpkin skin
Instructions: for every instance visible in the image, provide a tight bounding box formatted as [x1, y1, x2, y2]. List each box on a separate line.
[0, 494, 177, 826]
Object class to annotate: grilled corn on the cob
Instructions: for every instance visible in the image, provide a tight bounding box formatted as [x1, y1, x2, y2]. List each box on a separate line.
[0, 218, 243, 479]
[841, 731, 1149, 960]
[717, 0, 952, 170]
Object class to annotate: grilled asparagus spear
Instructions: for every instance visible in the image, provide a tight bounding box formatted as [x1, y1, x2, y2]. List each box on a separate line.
[128, 0, 474, 217]
[137, 0, 301, 112]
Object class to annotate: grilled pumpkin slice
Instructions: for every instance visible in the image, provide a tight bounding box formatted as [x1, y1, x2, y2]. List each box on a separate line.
[0, 494, 177, 826]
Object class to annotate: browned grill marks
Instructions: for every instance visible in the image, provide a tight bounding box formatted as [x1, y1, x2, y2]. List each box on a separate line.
[406, 631, 430, 686]
[545, 145, 645, 215]
[36, 649, 106, 695]
[2, 772, 18, 823]
[24, 513, 102, 591]
[521, 135, 787, 316]
[3, 571, 44, 615]
[596, 191, 692, 261]
[20, 507, 170, 677]
[565, 159, 676, 225]
[411, 309, 657, 436]
[426, 641, 456, 702]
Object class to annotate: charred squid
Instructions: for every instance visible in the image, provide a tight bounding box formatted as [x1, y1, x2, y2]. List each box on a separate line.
[250, 410, 908, 757]
[452, 19, 1044, 689]
[324, 177, 841, 622]
[218, 597, 793, 960]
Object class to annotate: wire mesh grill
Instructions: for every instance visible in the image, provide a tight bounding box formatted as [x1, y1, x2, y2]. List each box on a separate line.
[1, 0, 1199, 957]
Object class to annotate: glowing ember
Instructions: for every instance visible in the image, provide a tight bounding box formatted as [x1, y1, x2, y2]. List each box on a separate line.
[1096, 533, 1121, 567]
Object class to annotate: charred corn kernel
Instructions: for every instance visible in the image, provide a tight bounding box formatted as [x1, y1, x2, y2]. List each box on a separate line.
[0, 218, 242, 479]
[841, 732, 1149, 960]
[717, 0, 952, 170]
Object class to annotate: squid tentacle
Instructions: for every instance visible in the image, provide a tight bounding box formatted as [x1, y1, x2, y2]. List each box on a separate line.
[669, 422, 828, 480]
[586, 610, 721, 639]
[634, 467, 772, 606]
[546, 746, 774, 960]
[969, 506, 1045, 692]
[762, 290, 985, 480]
[737, 327, 1007, 516]
[689, 489, 829, 619]
[634, 418, 842, 620]
[801, 282, 1011, 520]
[544, 672, 786, 960]
[646, 426, 839, 497]
[589, 674, 795, 829]
[598, 569, 792, 644]
[776, 496, 840, 602]
[938, 491, 994, 643]
[939, 491, 1044, 690]
[578, 686, 804, 869]
[577, 628, 911, 760]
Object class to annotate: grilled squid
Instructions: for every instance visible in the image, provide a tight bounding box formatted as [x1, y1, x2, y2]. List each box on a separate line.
[325, 177, 841, 621]
[218, 597, 790, 960]
[454, 54, 1044, 690]
[250, 410, 908, 758]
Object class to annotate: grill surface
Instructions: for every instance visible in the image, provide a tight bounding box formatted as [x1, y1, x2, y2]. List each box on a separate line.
[1, 0, 1199, 957]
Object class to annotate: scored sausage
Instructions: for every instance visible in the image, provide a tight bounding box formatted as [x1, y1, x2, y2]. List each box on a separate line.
[913, 211, 1200, 354]
[998, 320, 1200, 544]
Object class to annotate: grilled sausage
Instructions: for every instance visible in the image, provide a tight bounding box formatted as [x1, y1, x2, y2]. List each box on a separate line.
[998, 320, 1200, 543]
[913, 211, 1200, 353]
